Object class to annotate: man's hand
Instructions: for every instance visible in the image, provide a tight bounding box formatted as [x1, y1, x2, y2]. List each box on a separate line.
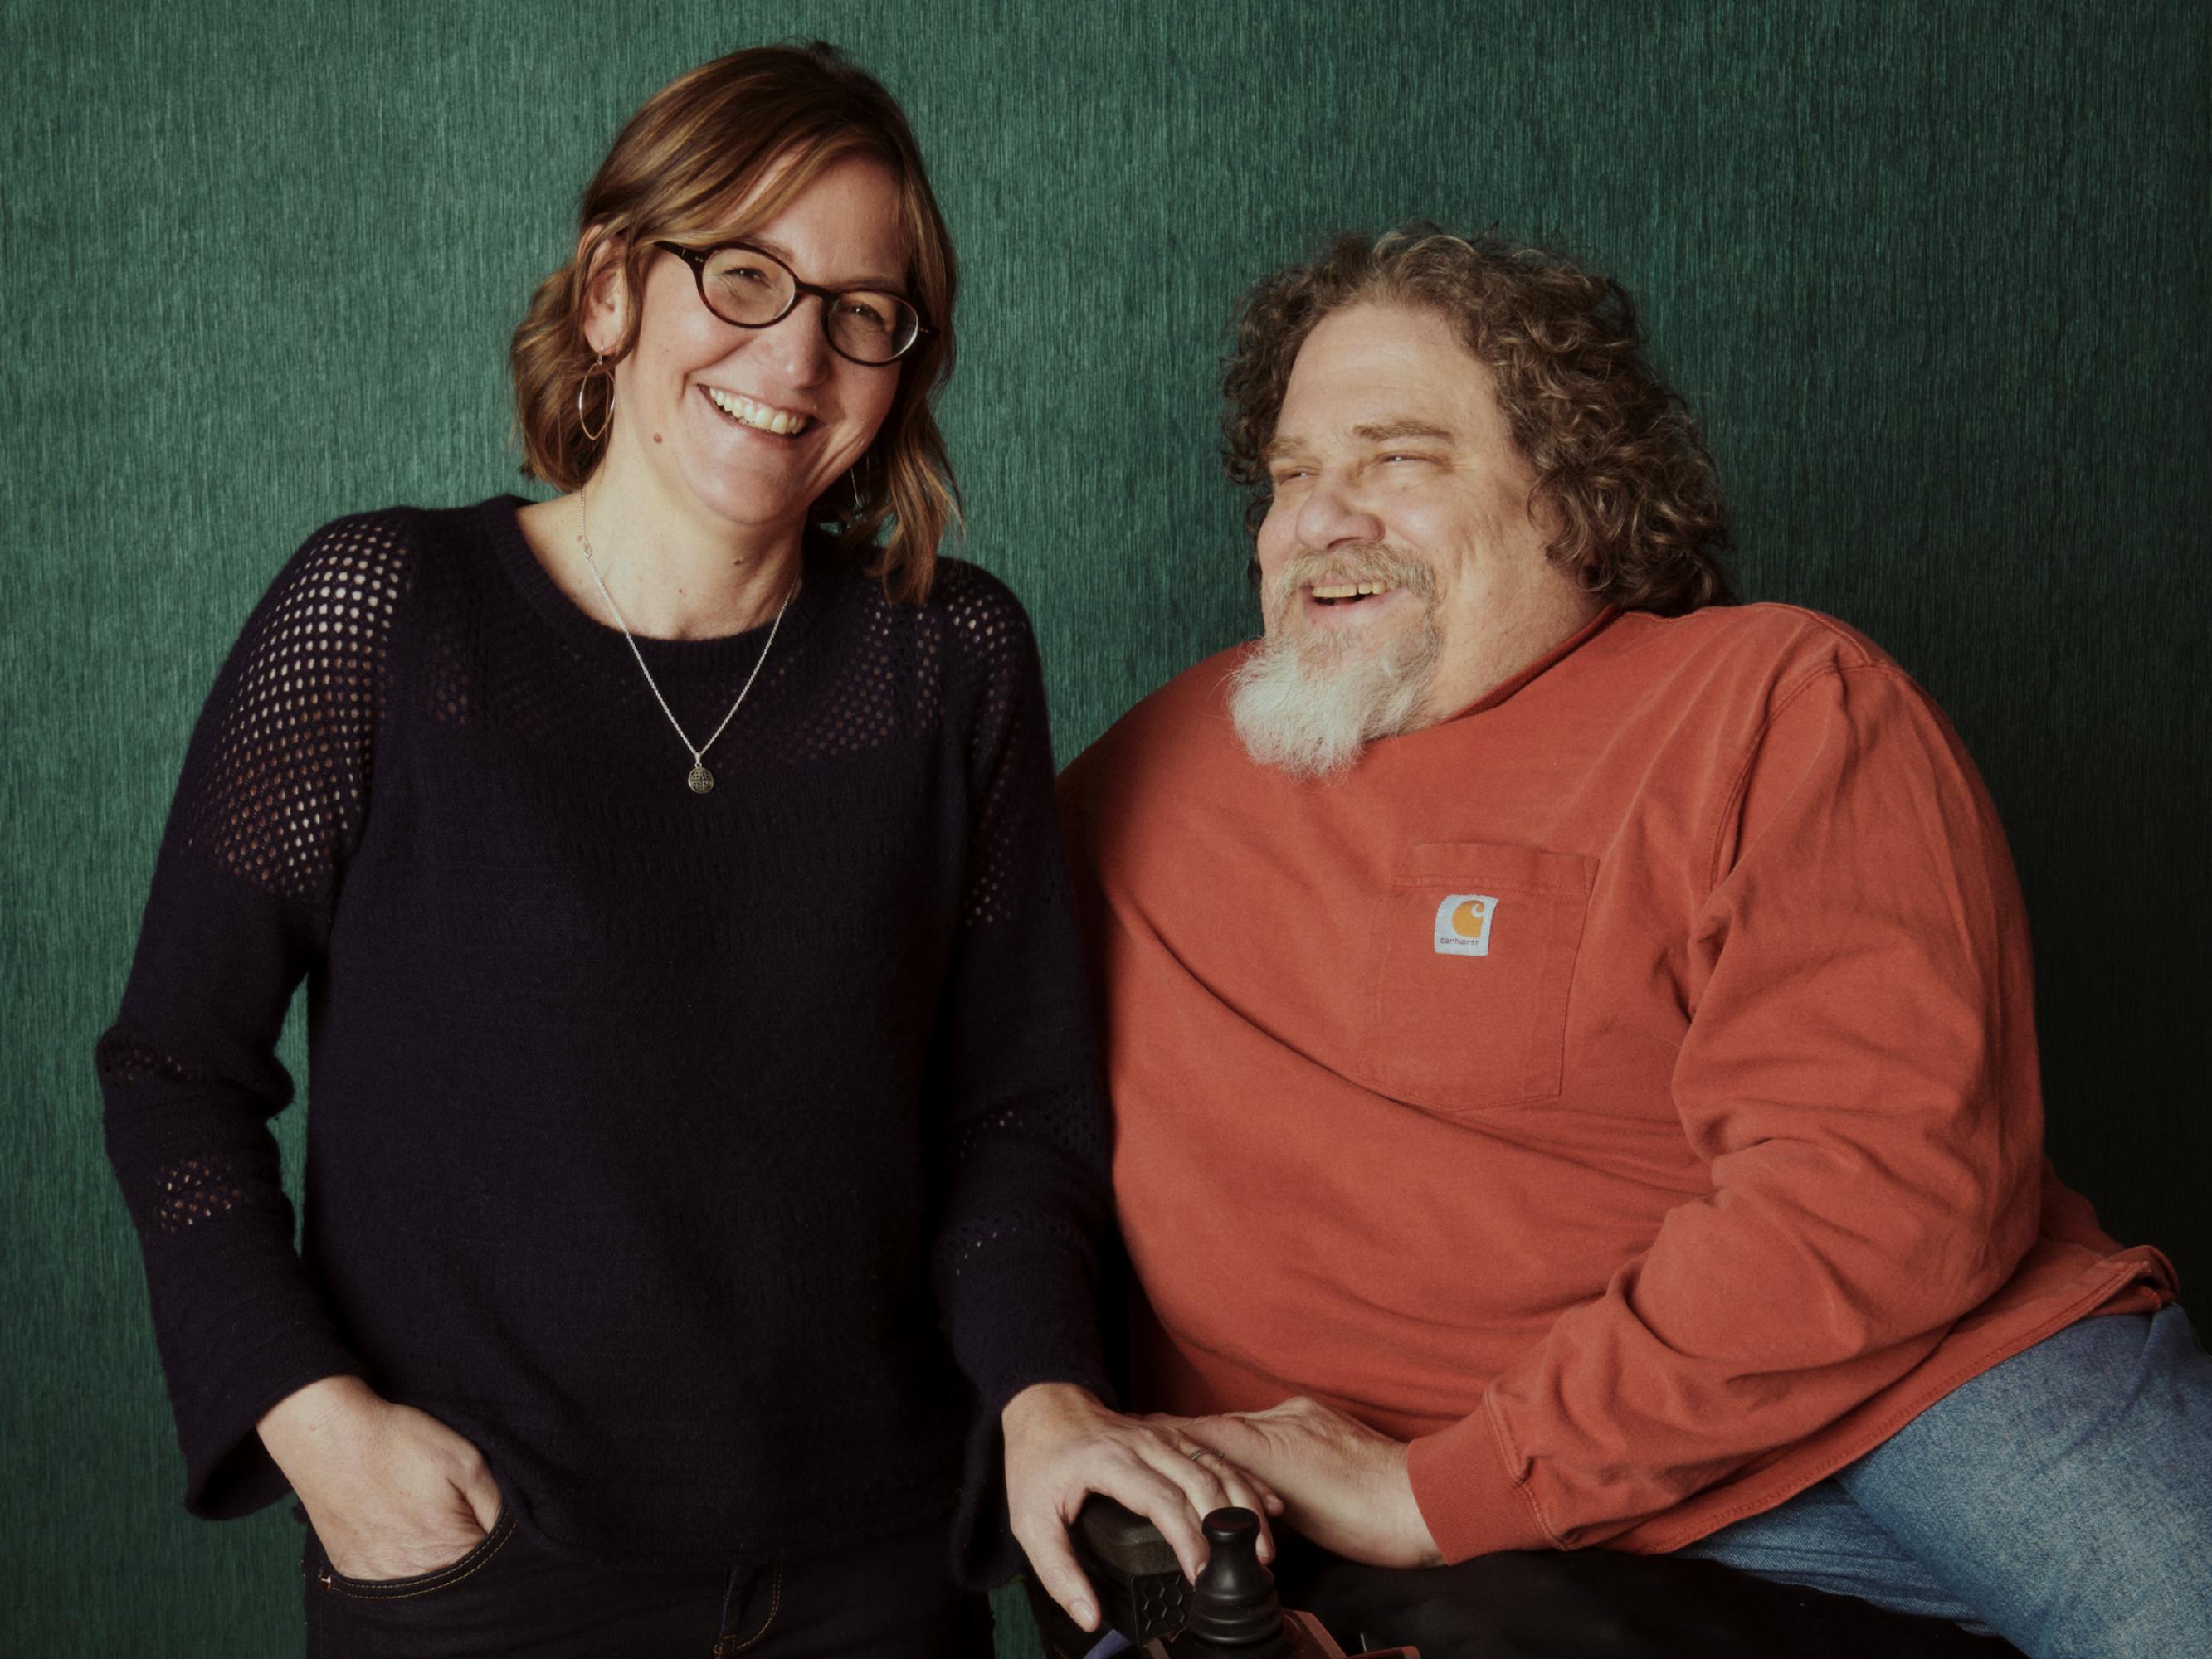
[1155, 1395, 1444, 1569]
[1002, 1381, 1284, 1634]
[257, 1376, 500, 1581]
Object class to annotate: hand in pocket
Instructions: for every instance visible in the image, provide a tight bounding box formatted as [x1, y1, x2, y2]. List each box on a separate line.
[260, 1376, 501, 1581]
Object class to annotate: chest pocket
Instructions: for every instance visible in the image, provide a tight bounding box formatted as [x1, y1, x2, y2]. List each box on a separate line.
[1357, 841, 1594, 1115]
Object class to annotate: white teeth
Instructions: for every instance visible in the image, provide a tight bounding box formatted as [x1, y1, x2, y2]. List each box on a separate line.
[706, 387, 810, 435]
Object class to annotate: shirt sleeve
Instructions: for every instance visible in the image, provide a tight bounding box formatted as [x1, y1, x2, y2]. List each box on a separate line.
[924, 567, 1117, 1584]
[96, 513, 416, 1518]
[1407, 661, 2050, 1559]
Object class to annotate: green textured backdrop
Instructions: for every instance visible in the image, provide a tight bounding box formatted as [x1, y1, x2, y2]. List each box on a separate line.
[3, 1, 2206, 1652]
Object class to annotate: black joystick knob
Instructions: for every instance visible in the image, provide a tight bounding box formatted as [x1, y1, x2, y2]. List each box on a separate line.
[1180, 1507, 1292, 1655]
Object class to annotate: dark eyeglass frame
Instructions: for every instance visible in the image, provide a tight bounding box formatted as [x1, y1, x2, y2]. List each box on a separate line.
[651, 239, 931, 367]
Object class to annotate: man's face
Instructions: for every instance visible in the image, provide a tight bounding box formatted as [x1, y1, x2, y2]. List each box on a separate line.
[1232, 301, 1569, 778]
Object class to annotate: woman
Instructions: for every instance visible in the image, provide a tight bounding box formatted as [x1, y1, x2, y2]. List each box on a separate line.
[98, 44, 1270, 1657]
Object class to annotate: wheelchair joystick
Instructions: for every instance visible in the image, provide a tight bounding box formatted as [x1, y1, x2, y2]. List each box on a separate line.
[1181, 1508, 1289, 1654]
[1022, 1497, 1418, 1658]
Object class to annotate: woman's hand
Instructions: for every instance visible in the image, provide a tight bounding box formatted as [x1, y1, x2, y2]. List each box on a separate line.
[257, 1375, 500, 1580]
[1002, 1381, 1284, 1634]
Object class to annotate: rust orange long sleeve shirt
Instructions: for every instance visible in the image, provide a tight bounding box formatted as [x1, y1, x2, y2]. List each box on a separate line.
[1058, 602, 2173, 1562]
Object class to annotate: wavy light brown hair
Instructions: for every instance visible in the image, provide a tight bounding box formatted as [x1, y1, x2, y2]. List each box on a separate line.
[510, 43, 959, 602]
[1224, 228, 1731, 614]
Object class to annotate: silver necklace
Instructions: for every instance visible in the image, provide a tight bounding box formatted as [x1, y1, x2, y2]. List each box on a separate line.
[577, 504, 794, 795]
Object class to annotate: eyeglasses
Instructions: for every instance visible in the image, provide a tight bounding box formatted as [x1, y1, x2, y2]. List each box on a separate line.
[652, 241, 928, 367]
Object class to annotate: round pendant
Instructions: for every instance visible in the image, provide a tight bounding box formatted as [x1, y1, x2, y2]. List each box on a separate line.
[686, 763, 714, 795]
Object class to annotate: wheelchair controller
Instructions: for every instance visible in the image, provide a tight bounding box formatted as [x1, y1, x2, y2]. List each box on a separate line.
[1024, 1499, 1417, 1658]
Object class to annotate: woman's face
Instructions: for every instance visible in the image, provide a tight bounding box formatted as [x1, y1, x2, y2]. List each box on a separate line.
[599, 154, 909, 544]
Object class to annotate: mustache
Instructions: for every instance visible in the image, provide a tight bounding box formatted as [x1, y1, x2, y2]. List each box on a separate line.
[1261, 544, 1438, 613]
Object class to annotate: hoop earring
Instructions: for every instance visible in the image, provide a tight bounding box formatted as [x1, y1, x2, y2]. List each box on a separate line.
[577, 353, 614, 443]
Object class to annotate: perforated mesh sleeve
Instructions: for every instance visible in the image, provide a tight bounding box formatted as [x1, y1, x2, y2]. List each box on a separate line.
[96, 513, 414, 1516]
[923, 567, 1118, 1584]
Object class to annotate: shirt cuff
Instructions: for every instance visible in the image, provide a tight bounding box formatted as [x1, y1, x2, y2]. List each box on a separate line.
[1406, 1403, 1559, 1562]
[951, 1371, 1120, 1591]
[183, 1342, 365, 1519]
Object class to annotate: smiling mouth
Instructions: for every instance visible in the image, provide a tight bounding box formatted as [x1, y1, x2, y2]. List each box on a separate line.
[1308, 580, 1400, 607]
[704, 387, 812, 437]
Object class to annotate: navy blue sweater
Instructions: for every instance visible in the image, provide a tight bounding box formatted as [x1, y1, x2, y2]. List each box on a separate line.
[98, 497, 1113, 1574]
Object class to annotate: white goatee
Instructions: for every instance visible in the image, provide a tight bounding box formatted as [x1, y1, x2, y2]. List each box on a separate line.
[1227, 547, 1443, 782]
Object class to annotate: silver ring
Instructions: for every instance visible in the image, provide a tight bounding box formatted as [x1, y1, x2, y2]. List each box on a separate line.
[1185, 1446, 1211, 1462]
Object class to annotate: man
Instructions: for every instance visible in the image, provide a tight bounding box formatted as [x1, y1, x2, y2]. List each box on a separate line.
[1053, 230, 2210, 1657]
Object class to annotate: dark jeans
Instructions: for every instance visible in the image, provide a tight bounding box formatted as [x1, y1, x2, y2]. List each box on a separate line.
[300, 1507, 993, 1658]
[1270, 1532, 2023, 1659]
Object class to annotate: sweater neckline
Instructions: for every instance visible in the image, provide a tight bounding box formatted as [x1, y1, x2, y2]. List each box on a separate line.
[478, 494, 845, 677]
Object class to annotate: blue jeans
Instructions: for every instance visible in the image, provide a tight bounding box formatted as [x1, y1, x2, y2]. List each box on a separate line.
[1679, 1304, 2212, 1658]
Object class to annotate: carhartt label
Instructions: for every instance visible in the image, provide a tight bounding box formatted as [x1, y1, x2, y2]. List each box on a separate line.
[1434, 894, 1498, 956]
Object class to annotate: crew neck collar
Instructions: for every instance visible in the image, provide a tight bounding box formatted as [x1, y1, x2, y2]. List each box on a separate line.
[1438, 603, 1623, 724]
[478, 494, 845, 675]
